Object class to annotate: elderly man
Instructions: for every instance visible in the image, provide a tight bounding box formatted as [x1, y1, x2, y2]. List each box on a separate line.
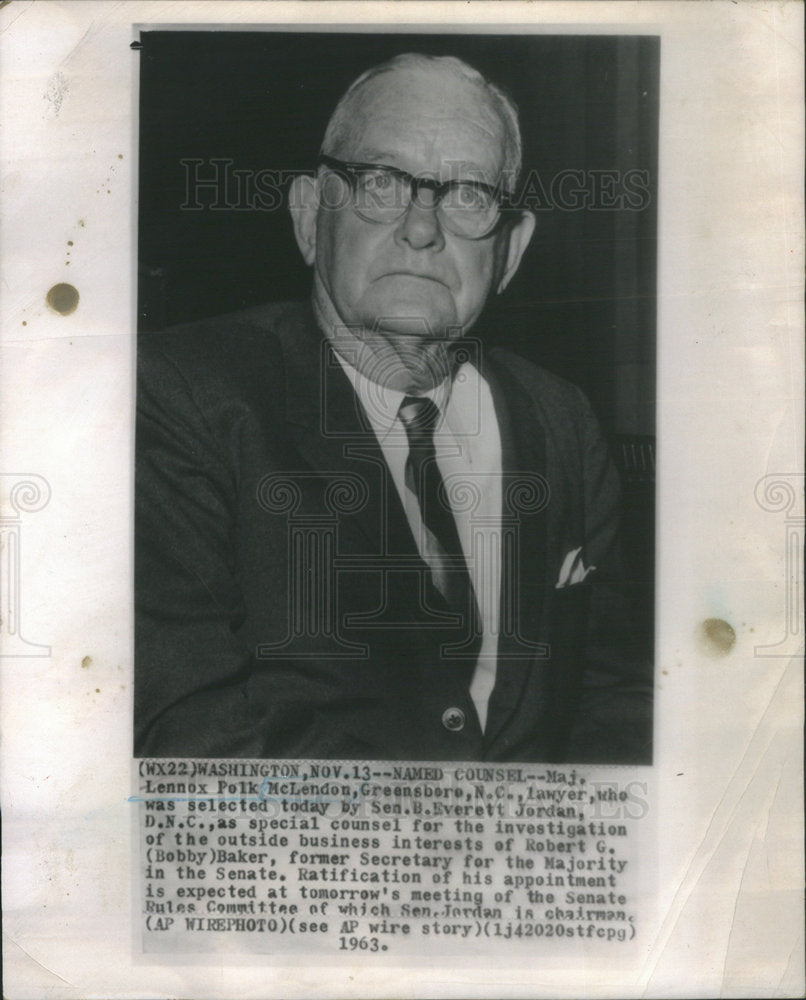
[135, 53, 652, 762]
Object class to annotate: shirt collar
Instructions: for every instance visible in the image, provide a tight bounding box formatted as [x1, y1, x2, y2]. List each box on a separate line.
[333, 350, 457, 445]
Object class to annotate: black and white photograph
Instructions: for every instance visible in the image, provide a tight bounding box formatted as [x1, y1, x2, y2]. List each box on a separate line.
[135, 31, 657, 764]
[0, 2, 802, 996]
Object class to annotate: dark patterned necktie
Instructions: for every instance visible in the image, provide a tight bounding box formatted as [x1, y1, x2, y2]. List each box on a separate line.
[398, 395, 479, 635]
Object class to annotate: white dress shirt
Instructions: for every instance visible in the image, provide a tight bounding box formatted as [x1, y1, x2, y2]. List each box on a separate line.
[334, 350, 503, 731]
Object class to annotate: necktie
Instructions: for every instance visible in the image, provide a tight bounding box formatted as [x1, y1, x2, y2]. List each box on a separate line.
[398, 395, 479, 636]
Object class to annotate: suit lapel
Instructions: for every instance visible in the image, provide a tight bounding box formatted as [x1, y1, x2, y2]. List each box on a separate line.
[482, 349, 550, 753]
[278, 306, 435, 620]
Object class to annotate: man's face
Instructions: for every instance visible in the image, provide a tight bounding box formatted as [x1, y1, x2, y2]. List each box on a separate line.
[312, 68, 518, 341]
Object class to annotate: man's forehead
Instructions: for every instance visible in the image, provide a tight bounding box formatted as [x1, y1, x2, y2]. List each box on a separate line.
[343, 66, 506, 178]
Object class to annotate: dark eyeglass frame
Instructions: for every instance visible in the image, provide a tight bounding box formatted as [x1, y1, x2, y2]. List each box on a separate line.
[318, 153, 512, 239]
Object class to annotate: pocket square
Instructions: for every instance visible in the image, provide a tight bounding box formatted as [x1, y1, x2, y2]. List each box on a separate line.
[555, 546, 596, 589]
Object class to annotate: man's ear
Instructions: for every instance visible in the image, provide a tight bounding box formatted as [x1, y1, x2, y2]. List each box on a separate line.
[289, 173, 319, 266]
[496, 211, 536, 294]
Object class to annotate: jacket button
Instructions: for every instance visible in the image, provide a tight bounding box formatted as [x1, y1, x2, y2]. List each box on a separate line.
[442, 707, 465, 732]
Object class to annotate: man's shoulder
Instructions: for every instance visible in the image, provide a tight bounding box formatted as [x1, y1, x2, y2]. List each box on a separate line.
[136, 301, 323, 417]
[486, 344, 592, 423]
[139, 301, 313, 371]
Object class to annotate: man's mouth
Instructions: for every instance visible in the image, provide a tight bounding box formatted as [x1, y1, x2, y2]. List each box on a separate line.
[377, 270, 447, 286]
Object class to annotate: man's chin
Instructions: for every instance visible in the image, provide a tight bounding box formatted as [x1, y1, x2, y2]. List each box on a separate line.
[371, 316, 459, 340]
[358, 285, 465, 340]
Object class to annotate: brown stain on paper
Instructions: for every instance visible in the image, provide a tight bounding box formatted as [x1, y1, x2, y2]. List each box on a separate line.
[46, 283, 79, 315]
[699, 618, 736, 656]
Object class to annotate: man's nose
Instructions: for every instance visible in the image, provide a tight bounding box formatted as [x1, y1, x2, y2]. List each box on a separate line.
[393, 190, 445, 251]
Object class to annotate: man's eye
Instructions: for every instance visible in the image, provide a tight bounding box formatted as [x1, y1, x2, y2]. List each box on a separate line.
[447, 185, 494, 211]
[359, 171, 396, 192]
[354, 171, 407, 215]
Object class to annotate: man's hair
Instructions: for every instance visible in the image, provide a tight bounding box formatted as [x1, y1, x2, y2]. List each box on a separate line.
[320, 53, 523, 190]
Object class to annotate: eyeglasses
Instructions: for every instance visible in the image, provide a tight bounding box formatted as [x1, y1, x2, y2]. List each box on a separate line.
[318, 154, 506, 240]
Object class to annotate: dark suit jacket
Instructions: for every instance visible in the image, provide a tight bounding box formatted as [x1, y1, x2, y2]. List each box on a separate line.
[135, 301, 652, 762]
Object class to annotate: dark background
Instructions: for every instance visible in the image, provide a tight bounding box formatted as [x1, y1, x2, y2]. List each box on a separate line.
[137, 30, 657, 631]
